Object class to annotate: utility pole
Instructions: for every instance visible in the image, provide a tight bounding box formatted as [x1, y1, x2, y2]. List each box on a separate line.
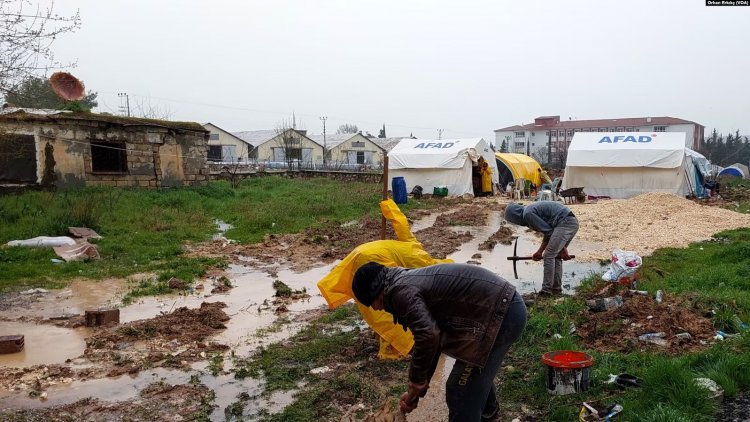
[117, 92, 130, 117]
[437, 129, 444, 140]
[319, 116, 327, 168]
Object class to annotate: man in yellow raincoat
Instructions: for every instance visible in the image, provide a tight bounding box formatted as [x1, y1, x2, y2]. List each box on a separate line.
[317, 199, 452, 359]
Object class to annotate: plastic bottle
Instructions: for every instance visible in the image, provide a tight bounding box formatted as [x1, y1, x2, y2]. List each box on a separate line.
[639, 332, 667, 346]
[655, 290, 663, 304]
[586, 295, 624, 312]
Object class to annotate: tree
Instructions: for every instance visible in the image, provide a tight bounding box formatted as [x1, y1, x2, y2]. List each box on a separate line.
[4, 76, 97, 110]
[131, 97, 172, 120]
[274, 118, 302, 170]
[499, 139, 508, 153]
[1, 0, 81, 96]
[336, 123, 359, 134]
[378, 123, 386, 138]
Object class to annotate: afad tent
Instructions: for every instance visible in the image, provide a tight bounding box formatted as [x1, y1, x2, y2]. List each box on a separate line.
[563, 132, 712, 199]
[388, 138, 499, 197]
[495, 153, 545, 189]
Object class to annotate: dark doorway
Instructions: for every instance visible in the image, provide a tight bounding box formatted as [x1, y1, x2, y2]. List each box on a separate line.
[0, 134, 37, 183]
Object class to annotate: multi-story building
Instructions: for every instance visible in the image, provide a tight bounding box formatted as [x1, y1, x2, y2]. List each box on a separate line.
[494, 115, 705, 164]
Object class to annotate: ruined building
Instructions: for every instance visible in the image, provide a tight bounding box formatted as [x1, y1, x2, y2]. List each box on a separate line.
[0, 108, 209, 189]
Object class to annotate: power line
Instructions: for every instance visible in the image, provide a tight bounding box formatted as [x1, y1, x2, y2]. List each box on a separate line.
[101, 91, 486, 138]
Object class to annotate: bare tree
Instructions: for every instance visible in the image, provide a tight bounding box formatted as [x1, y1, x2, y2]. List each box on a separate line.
[531, 146, 549, 166]
[274, 118, 302, 170]
[1, 0, 81, 96]
[131, 97, 173, 120]
[336, 123, 359, 134]
[220, 142, 253, 188]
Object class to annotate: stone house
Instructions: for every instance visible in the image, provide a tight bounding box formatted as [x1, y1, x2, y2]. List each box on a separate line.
[0, 108, 209, 188]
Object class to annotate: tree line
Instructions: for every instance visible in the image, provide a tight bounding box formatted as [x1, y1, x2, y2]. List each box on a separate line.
[699, 129, 750, 168]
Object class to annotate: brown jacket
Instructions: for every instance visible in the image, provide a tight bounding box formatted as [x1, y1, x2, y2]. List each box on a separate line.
[381, 263, 517, 384]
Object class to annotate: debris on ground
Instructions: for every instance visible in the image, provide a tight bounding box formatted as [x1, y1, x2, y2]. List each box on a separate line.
[0, 382, 214, 421]
[0, 302, 230, 391]
[576, 291, 714, 355]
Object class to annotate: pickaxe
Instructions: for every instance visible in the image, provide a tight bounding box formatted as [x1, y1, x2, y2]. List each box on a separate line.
[506, 237, 575, 279]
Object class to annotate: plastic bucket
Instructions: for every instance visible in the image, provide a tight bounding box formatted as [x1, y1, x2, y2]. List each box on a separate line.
[541, 350, 594, 395]
[392, 177, 408, 204]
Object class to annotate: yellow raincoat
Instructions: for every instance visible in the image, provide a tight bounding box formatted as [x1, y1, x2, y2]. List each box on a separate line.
[481, 162, 493, 194]
[317, 199, 452, 359]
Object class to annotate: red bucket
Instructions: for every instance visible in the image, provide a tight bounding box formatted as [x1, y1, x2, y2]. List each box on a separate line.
[541, 350, 594, 395]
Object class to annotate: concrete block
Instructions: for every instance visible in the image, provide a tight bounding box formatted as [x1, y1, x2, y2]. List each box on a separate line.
[85, 309, 120, 327]
[0, 335, 25, 354]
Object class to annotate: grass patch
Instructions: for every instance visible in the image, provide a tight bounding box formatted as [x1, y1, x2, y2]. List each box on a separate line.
[0, 177, 411, 293]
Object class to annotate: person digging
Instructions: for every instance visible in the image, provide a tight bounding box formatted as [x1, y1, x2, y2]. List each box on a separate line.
[504, 201, 578, 297]
[352, 262, 527, 421]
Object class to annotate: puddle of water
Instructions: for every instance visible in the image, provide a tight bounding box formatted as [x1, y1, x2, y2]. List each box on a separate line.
[445, 211, 606, 294]
[213, 219, 235, 241]
[0, 322, 86, 368]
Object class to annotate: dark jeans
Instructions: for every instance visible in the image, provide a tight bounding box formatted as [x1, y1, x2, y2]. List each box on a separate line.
[445, 292, 528, 421]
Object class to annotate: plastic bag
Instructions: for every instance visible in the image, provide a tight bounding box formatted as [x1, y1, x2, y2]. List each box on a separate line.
[602, 249, 642, 282]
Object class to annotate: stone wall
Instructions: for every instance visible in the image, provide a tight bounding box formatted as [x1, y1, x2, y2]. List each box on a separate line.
[0, 118, 209, 189]
[209, 166, 384, 184]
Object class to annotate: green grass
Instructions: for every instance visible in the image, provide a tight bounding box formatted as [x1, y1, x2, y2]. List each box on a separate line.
[0, 178, 392, 293]
[500, 228, 750, 421]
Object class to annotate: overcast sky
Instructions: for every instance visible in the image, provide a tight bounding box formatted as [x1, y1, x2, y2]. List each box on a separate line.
[49, 0, 749, 140]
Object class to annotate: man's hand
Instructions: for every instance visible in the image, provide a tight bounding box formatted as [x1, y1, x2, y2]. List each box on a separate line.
[558, 248, 572, 261]
[399, 381, 428, 413]
[532, 251, 543, 261]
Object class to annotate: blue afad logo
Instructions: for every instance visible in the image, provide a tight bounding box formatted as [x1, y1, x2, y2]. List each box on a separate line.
[414, 142, 455, 149]
[598, 135, 652, 143]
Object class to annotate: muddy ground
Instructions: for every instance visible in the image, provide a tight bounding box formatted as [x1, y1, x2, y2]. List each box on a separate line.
[1, 382, 214, 421]
[576, 285, 715, 356]
[2, 193, 750, 421]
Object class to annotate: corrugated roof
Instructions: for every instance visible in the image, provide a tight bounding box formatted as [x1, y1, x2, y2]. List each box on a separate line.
[307, 133, 354, 149]
[495, 116, 701, 132]
[370, 137, 411, 152]
[232, 130, 278, 147]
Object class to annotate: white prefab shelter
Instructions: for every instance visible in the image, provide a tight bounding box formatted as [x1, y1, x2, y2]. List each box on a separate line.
[563, 132, 708, 199]
[388, 138, 499, 197]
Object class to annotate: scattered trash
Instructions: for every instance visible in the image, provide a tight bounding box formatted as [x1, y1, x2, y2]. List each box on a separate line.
[675, 332, 692, 341]
[552, 333, 563, 339]
[6, 236, 76, 248]
[731, 314, 748, 330]
[613, 373, 642, 389]
[638, 332, 667, 346]
[579, 402, 623, 421]
[569, 322, 577, 335]
[310, 366, 331, 375]
[602, 249, 642, 282]
[629, 290, 648, 295]
[695, 377, 724, 401]
[655, 290, 664, 304]
[586, 296, 624, 312]
[50, 258, 65, 264]
[542, 350, 594, 395]
[20, 288, 48, 295]
[68, 227, 102, 240]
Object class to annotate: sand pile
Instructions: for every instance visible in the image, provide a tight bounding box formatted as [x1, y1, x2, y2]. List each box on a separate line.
[569, 192, 750, 260]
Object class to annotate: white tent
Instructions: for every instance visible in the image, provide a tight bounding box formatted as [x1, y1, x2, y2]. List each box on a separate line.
[388, 138, 499, 197]
[563, 132, 711, 199]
